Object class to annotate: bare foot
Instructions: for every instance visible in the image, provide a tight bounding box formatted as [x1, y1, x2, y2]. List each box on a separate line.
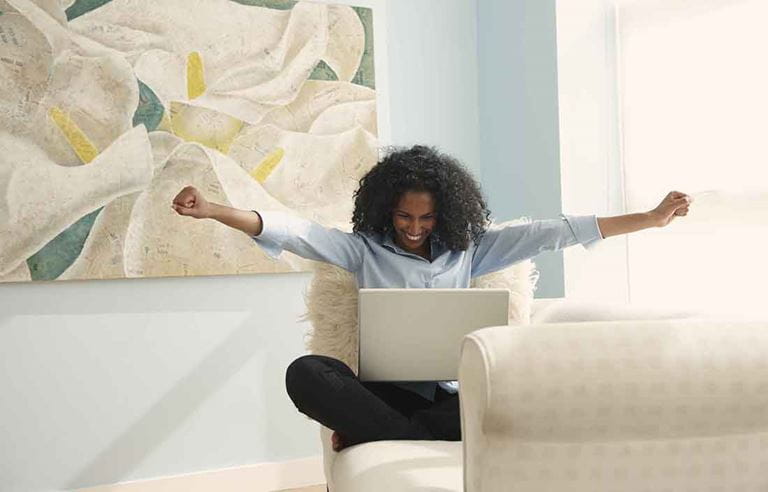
[331, 431, 347, 452]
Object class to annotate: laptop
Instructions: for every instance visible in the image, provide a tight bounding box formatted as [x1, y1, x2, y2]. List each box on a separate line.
[357, 288, 510, 382]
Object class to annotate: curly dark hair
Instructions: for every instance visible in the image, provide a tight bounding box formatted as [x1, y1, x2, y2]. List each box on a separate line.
[352, 145, 491, 251]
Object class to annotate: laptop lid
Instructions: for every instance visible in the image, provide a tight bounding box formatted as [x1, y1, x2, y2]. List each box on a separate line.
[358, 288, 510, 382]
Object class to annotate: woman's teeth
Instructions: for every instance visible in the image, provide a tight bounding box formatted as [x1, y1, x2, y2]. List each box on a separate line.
[406, 233, 422, 241]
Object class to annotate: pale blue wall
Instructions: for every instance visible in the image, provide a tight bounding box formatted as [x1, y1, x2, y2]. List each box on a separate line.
[0, 1, 482, 491]
[387, 0, 480, 173]
[477, 0, 565, 297]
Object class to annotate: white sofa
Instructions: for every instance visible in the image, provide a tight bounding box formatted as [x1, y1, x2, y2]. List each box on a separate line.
[320, 297, 704, 491]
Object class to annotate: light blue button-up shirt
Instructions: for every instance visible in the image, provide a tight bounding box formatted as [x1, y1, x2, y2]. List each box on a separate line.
[253, 211, 604, 400]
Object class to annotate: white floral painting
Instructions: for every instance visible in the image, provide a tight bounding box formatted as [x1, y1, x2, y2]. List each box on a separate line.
[0, 0, 378, 282]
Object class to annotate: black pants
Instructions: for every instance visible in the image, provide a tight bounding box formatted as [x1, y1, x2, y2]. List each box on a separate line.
[285, 355, 461, 447]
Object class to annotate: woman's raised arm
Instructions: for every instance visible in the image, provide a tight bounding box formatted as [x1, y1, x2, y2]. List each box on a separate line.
[171, 186, 264, 237]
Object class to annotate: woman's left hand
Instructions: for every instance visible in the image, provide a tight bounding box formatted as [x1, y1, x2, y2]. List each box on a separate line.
[650, 191, 692, 227]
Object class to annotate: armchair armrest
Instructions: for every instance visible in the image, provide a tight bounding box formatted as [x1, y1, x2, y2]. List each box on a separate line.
[459, 319, 768, 491]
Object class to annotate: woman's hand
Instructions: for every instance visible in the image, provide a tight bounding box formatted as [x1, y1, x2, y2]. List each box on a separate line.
[172, 186, 212, 219]
[649, 191, 692, 227]
[172, 185, 264, 235]
[596, 190, 692, 238]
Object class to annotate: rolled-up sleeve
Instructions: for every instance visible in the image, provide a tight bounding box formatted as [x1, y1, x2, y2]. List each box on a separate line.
[566, 215, 604, 248]
[470, 214, 603, 277]
[253, 211, 364, 272]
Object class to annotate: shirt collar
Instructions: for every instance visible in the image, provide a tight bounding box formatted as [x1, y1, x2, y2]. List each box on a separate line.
[380, 233, 444, 261]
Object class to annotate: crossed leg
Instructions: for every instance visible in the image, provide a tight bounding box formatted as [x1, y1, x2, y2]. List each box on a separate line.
[285, 355, 460, 449]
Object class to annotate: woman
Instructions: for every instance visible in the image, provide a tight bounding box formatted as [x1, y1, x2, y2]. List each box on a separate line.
[172, 145, 691, 451]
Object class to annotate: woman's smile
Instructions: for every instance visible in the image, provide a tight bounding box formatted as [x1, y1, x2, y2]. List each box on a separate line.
[392, 191, 436, 257]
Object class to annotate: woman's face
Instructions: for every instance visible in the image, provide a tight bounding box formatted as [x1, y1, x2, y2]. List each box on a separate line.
[392, 191, 436, 256]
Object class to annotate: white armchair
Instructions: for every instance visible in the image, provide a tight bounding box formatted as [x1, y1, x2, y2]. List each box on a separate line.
[301, 230, 707, 491]
[460, 318, 768, 491]
[315, 295, 700, 491]
[304, 256, 538, 492]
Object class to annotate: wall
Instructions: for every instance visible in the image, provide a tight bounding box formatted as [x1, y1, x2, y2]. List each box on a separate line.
[477, 0, 565, 297]
[556, 0, 631, 304]
[0, 1, 480, 491]
[386, 0, 480, 169]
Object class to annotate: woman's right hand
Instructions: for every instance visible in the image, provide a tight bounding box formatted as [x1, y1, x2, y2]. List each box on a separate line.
[172, 186, 212, 219]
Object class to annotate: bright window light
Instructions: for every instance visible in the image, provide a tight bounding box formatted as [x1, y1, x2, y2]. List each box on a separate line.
[618, 0, 768, 315]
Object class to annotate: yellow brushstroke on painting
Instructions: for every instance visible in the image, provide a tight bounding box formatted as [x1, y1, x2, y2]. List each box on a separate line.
[250, 148, 285, 183]
[49, 107, 98, 163]
[187, 52, 206, 100]
[169, 101, 244, 153]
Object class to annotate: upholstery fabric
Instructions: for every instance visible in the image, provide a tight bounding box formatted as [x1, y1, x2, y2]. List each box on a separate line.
[530, 298, 701, 324]
[330, 438, 463, 492]
[460, 319, 768, 492]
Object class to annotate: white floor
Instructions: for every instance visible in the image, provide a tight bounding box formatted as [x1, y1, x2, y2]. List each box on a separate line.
[275, 486, 325, 492]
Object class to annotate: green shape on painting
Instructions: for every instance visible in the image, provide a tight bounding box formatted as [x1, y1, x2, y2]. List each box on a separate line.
[228, 0, 377, 101]
[309, 59, 338, 82]
[133, 80, 164, 131]
[27, 208, 102, 281]
[66, 0, 114, 20]
[230, 0, 296, 9]
[351, 6, 375, 90]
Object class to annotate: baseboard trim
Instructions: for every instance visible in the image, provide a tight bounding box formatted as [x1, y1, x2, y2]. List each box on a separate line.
[75, 455, 324, 492]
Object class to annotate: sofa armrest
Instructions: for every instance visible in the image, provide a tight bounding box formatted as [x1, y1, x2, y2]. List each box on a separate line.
[530, 297, 700, 324]
[459, 319, 768, 491]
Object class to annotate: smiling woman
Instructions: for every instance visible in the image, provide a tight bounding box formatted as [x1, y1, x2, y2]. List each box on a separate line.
[351, 145, 490, 253]
[171, 141, 692, 450]
[391, 191, 436, 260]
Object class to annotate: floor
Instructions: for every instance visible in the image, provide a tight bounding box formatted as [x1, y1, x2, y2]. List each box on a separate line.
[274, 485, 325, 492]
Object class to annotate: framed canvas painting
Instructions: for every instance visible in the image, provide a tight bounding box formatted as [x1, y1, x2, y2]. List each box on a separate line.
[0, 0, 389, 283]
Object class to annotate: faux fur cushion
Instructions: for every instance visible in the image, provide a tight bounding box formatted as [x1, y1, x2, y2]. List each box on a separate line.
[302, 229, 540, 372]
